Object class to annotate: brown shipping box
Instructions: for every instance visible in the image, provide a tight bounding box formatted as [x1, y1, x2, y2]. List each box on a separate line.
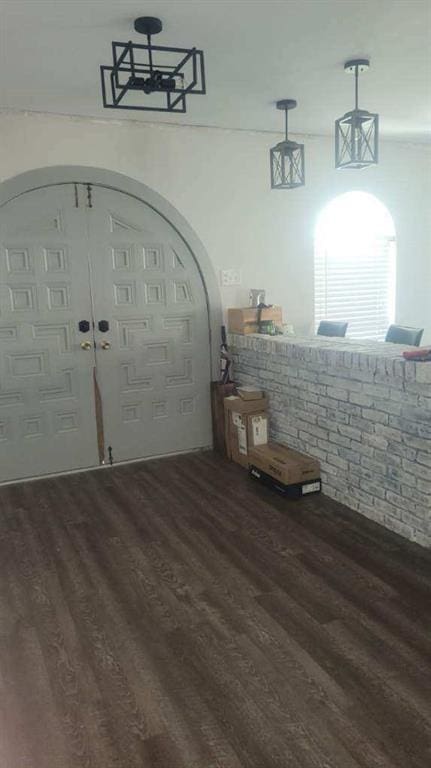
[227, 412, 269, 468]
[210, 381, 236, 454]
[237, 386, 264, 401]
[224, 395, 268, 467]
[227, 307, 283, 335]
[249, 442, 320, 485]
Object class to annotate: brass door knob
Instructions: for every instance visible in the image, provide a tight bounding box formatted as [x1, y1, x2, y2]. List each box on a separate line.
[100, 340, 111, 350]
[80, 340, 92, 350]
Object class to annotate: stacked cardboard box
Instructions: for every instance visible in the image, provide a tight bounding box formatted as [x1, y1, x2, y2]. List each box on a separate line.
[249, 442, 321, 498]
[223, 387, 321, 497]
[210, 381, 236, 454]
[224, 389, 268, 468]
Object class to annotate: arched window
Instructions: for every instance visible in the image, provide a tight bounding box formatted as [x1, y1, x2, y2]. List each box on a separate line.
[314, 192, 396, 340]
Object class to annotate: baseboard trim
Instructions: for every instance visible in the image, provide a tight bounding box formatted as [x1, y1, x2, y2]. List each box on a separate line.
[0, 445, 213, 488]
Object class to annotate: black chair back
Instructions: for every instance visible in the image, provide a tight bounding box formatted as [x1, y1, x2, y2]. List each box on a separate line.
[317, 320, 348, 338]
[385, 325, 424, 347]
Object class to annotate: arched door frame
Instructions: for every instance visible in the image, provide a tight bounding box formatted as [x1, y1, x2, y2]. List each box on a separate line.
[0, 165, 222, 378]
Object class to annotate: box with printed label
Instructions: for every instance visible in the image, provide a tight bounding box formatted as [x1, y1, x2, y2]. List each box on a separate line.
[248, 441, 320, 486]
[224, 396, 269, 467]
[227, 411, 269, 468]
[224, 395, 268, 459]
[249, 464, 322, 498]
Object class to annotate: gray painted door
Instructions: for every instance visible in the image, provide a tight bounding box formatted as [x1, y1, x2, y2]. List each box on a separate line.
[88, 186, 212, 464]
[0, 185, 99, 483]
[0, 183, 212, 483]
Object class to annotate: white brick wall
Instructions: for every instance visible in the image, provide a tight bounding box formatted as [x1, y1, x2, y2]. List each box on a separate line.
[229, 333, 431, 548]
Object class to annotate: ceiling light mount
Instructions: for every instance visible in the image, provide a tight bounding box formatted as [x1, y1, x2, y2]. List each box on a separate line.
[100, 15, 206, 113]
[344, 58, 370, 75]
[335, 58, 378, 170]
[133, 16, 163, 36]
[276, 99, 298, 111]
[270, 99, 305, 190]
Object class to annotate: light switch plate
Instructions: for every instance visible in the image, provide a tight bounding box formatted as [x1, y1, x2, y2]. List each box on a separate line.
[220, 269, 242, 286]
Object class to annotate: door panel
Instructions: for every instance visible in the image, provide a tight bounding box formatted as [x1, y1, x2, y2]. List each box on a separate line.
[88, 186, 212, 463]
[0, 186, 99, 483]
[0, 182, 212, 483]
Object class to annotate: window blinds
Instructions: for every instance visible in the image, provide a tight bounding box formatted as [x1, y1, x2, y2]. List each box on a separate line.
[314, 235, 396, 341]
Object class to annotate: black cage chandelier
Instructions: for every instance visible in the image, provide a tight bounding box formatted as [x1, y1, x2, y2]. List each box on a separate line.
[335, 59, 379, 170]
[100, 16, 206, 113]
[270, 100, 305, 190]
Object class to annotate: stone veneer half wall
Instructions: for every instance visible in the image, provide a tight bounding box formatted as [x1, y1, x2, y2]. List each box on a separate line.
[230, 333, 431, 548]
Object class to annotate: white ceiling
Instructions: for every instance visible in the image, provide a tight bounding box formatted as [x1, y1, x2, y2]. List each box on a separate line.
[1, 0, 430, 142]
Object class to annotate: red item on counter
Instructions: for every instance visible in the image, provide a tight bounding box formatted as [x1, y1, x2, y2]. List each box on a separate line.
[403, 347, 431, 361]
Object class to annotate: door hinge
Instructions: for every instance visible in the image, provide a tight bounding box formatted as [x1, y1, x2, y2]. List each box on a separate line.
[74, 183, 79, 208]
[108, 446, 114, 465]
[86, 183, 93, 209]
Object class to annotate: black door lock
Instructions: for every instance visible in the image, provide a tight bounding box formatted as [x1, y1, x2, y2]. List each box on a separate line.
[78, 320, 90, 333]
[98, 320, 110, 333]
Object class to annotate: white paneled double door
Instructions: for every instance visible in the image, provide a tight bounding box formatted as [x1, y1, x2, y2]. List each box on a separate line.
[0, 184, 212, 484]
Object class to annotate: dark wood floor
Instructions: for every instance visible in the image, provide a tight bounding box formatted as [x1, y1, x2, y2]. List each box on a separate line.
[0, 452, 431, 768]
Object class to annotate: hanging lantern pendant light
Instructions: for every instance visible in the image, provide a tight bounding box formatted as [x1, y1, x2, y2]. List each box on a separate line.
[270, 99, 305, 189]
[335, 59, 379, 169]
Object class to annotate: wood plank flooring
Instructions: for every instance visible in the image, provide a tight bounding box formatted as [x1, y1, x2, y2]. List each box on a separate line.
[0, 451, 430, 767]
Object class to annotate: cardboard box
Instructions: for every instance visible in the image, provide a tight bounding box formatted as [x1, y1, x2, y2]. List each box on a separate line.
[237, 386, 264, 401]
[249, 464, 321, 498]
[210, 381, 236, 454]
[224, 395, 269, 467]
[227, 306, 283, 335]
[249, 414, 268, 447]
[224, 394, 268, 417]
[249, 441, 320, 485]
[228, 411, 269, 467]
[224, 393, 268, 458]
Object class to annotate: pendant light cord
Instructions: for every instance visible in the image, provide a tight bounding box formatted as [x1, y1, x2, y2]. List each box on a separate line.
[147, 33, 153, 72]
[285, 108, 289, 141]
[355, 65, 359, 110]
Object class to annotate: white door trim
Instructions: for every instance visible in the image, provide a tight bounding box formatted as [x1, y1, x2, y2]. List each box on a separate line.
[0, 166, 222, 379]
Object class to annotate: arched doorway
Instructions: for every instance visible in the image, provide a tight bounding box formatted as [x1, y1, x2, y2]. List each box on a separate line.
[314, 191, 396, 340]
[0, 167, 221, 484]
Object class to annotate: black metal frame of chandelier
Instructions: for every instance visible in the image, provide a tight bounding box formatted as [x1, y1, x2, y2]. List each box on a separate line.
[100, 16, 206, 113]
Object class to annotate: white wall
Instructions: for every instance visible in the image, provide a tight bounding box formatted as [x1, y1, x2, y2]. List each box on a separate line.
[1, 111, 430, 339]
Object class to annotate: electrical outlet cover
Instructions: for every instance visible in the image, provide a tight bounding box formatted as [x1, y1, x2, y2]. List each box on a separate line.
[220, 269, 242, 286]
